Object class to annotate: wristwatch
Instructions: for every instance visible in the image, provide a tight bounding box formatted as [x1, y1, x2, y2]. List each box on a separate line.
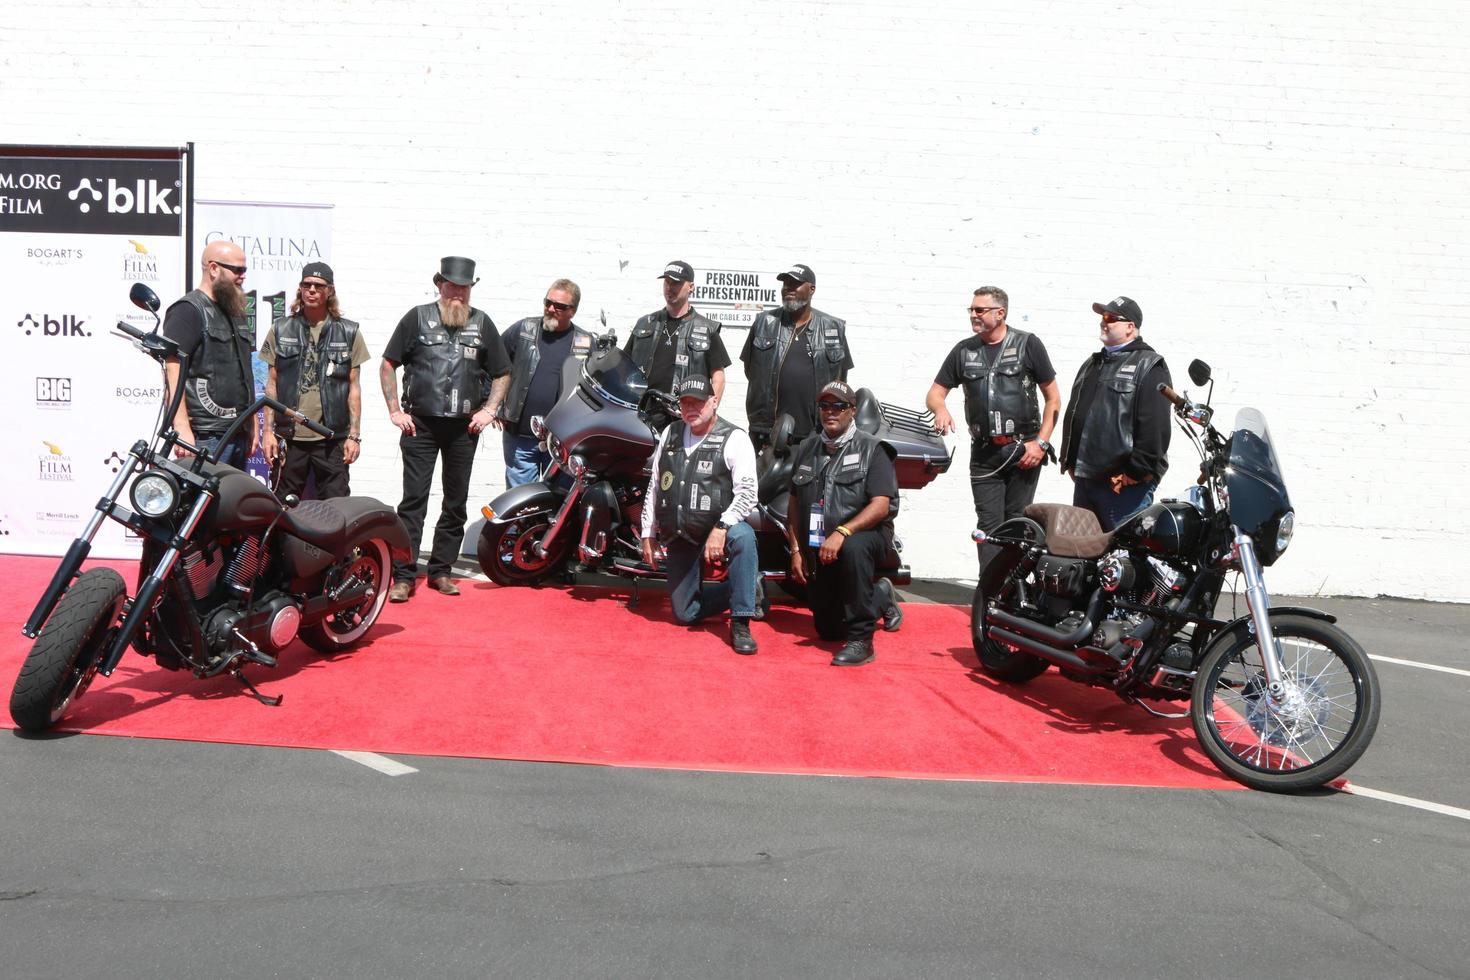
[1035, 439, 1053, 453]
[714, 520, 730, 531]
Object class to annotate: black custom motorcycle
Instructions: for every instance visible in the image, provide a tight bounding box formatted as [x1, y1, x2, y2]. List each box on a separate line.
[9, 283, 411, 733]
[476, 341, 951, 590]
[970, 359, 1380, 791]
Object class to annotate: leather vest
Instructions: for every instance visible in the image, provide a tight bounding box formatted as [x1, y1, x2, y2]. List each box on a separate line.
[1068, 347, 1165, 479]
[959, 328, 1041, 440]
[171, 289, 255, 435]
[790, 429, 899, 539]
[653, 417, 738, 545]
[743, 307, 849, 435]
[402, 303, 494, 418]
[626, 308, 720, 391]
[498, 316, 595, 424]
[269, 314, 359, 437]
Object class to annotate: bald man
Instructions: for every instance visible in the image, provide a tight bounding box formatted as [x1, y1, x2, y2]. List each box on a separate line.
[162, 240, 260, 467]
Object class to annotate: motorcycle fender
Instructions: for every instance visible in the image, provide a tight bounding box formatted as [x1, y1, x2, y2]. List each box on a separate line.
[1199, 606, 1339, 660]
[332, 497, 415, 564]
[485, 482, 561, 525]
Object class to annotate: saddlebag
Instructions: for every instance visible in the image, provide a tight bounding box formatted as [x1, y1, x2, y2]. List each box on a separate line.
[1036, 554, 1090, 596]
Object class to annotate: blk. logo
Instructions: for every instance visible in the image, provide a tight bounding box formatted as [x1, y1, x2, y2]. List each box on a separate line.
[103, 451, 125, 474]
[17, 313, 90, 337]
[36, 377, 72, 403]
[68, 177, 181, 216]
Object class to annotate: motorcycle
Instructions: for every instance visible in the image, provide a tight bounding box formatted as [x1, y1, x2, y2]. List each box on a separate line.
[475, 339, 952, 592]
[9, 283, 412, 733]
[970, 359, 1380, 792]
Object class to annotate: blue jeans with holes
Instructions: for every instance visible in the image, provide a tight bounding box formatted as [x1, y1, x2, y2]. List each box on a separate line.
[663, 521, 759, 624]
[503, 431, 550, 489]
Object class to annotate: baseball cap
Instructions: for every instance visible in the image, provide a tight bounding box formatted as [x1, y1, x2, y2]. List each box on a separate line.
[300, 261, 334, 285]
[659, 260, 695, 283]
[1091, 295, 1143, 326]
[817, 380, 857, 406]
[776, 263, 816, 286]
[675, 374, 714, 401]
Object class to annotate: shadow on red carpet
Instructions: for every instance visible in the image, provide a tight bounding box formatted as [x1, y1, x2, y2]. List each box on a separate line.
[0, 556, 1238, 789]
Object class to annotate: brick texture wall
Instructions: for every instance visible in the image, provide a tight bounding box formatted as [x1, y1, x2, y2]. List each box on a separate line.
[5, 0, 1467, 599]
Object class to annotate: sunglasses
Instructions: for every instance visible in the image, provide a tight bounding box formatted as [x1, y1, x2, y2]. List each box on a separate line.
[817, 401, 852, 412]
[543, 298, 575, 313]
[969, 306, 1003, 315]
[211, 260, 247, 276]
[300, 282, 331, 293]
[1101, 314, 1132, 325]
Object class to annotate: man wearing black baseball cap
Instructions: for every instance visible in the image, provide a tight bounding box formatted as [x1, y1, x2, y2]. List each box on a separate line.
[1058, 295, 1172, 530]
[623, 259, 731, 397]
[639, 373, 762, 654]
[784, 380, 904, 667]
[740, 262, 854, 452]
[379, 255, 512, 600]
[260, 262, 371, 500]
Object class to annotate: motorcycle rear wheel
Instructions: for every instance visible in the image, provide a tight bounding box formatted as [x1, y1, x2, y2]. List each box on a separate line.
[300, 538, 392, 653]
[971, 584, 1049, 683]
[477, 507, 572, 586]
[9, 567, 126, 733]
[1191, 614, 1381, 792]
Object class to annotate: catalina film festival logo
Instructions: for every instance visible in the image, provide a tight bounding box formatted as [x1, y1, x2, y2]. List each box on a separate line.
[38, 440, 73, 482]
[123, 239, 161, 281]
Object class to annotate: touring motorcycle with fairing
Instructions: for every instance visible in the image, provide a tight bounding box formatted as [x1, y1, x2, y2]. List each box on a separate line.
[970, 359, 1380, 791]
[9, 283, 411, 732]
[475, 339, 951, 592]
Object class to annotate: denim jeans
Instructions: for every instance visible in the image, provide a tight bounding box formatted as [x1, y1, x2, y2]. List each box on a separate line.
[196, 432, 249, 469]
[1072, 476, 1156, 531]
[663, 520, 759, 624]
[502, 431, 550, 488]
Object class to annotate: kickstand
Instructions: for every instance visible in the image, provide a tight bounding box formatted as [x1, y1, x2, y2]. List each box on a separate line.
[231, 667, 284, 706]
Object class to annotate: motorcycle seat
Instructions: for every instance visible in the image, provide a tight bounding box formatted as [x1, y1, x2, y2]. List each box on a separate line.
[281, 498, 349, 554]
[855, 387, 883, 435]
[756, 447, 793, 504]
[1023, 503, 1114, 559]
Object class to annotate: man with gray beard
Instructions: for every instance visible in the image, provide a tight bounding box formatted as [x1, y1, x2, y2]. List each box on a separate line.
[162, 239, 260, 468]
[380, 256, 511, 602]
[740, 263, 854, 452]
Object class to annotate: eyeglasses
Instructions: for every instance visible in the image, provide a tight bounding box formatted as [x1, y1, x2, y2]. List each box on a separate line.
[968, 306, 1003, 315]
[1101, 314, 1132, 325]
[543, 298, 575, 313]
[301, 282, 331, 293]
[211, 261, 247, 276]
[817, 401, 852, 413]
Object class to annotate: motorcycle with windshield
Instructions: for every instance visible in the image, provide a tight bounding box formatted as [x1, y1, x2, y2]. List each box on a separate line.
[970, 359, 1380, 791]
[475, 339, 951, 592]
[9, 283, 411, 733]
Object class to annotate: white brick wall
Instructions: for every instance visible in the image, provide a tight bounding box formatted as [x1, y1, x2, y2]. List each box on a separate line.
[6, 0, 1468, 599]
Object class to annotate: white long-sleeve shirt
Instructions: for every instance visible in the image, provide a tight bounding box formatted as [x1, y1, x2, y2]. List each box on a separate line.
[639, 421, 759, 540]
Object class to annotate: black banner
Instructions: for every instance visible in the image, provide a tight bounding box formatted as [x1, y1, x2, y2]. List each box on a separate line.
[1, 148, 188, 237]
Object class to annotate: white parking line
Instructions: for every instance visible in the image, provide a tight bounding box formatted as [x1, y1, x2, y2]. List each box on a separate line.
[332, 750, 418, 776]
[1340, 784, 1470, 822]
[1368, 655, 1470, 678]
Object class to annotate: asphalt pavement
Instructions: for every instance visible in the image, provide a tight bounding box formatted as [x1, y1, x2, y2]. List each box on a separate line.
[3, 585, 1467, 979]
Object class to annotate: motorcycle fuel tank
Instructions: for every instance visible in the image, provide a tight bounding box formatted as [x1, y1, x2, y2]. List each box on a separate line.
[1111, 500, 1204, 558]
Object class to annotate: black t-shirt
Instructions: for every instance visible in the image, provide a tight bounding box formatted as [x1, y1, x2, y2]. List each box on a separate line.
[161, 297, 257, 431]
[934, 330, 1055, 458]
[502, 320, 579, 437]
[740, 318, 856, 439]
[636, 311, 732, 394]
[382, 307, 511, 383]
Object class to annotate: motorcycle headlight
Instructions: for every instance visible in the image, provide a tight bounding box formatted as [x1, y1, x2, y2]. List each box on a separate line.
[564, 454, 587, 479]
[1274, 510, 1295, 557]
[529, 415, 548, 440]
[130, 471, 179, 518]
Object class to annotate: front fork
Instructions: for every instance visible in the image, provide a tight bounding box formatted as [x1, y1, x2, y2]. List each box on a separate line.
[1234, 527, 1288, 696]
[534, 475, 585, 559]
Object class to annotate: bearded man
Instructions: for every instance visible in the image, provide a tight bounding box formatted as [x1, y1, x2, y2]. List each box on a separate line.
[161, 239, 259, 468]
[379, 256, 511, 602]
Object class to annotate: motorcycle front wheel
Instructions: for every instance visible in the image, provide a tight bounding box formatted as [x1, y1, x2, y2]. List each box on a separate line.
[476, 506, 572, 586]
[1192, 613, 1381, 792]
[300, 538, 392, 653]
[9, 567, 127, 732]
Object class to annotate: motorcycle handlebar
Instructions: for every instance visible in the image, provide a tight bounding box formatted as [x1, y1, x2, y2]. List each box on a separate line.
[268, 398, 334, 438]
[1157, 383, 1187, 408]
[115, 320, 146, 340]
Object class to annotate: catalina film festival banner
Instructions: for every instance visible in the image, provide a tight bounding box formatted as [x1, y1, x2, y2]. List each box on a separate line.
[1, 145, 190, 558]
[194, 199, 334, 484]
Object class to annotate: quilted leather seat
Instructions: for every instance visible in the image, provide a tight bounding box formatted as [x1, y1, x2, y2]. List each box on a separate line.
[1023, 503, 1114, 559]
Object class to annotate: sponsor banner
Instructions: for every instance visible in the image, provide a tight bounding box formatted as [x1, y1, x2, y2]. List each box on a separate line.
[691, 268, 781, 329]
[3, 145, 189, 559]
[195, 200, 334, 483]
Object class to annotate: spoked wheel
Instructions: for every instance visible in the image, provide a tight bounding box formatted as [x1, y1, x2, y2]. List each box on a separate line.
[970, 583, 1049, 683]
[1191, 614, 1381, 792]
[9, 568, 127, 732]
[476, 508, 571, 586]
[300, 538, 391, 653]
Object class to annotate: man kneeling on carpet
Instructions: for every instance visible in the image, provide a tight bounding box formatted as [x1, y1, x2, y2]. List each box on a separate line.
[785, 381, 904, 667]
[639, 374, 763, 654]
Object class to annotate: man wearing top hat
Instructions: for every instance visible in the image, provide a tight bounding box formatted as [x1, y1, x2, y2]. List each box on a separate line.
[623, 259, 731, 398]
[639, 374, 763, 654]
[379, 256, 511, 601]
[259, 262, 371, 500]
[1058, 295, 1172, 531]
[740, 262, 854, 453]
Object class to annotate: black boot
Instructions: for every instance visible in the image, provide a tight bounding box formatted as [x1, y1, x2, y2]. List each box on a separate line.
[831, 637, 874, 666]
[730, 618, 758, 655]
[875, 578, 903, 632]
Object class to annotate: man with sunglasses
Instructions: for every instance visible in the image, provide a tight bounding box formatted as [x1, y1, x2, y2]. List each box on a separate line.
[258, 263, 370, 499]
[623, 260, 730, 398]
[785, 381, 903, 667]
[927, 286, 1060, 535]
[1058, 296, 1172, 530]
[161, 240, 259, 468]
[493, 279, 594, 487]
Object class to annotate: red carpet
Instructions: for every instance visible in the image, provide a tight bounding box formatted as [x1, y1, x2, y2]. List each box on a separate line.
[1, 556, 1238, 789]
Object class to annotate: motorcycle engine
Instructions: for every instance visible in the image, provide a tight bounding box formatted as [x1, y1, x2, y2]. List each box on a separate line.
[204, 593, 303, 656]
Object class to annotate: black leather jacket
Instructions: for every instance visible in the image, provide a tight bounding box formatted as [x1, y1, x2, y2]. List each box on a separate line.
[268, 314, 360, 436]
[743, 307, 849, 437]
[171, 289, 255, 436]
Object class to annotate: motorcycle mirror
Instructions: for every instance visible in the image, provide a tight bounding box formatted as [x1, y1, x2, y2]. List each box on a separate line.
[1188, 359, 1212, 386]
[129, 282, 161, 314]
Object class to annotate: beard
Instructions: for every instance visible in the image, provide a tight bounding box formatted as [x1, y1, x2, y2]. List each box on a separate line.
[215, 277, 246, 318]
[440, 297, 470, 328]
[782, 296, 809, 315]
